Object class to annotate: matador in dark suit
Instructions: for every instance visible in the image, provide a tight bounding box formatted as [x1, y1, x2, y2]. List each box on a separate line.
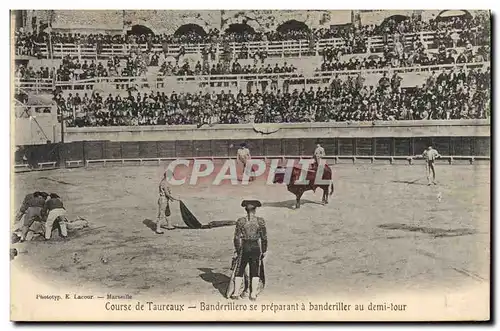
[228, 200, 267, 301]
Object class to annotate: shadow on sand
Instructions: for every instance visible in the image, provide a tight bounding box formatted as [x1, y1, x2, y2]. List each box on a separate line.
[145, 219, 236, 231]
[391, 180, 429, 186]
[143, 219, 178, 233]
[379, 223, 477, 238]
[198, 267, 230, 297]
[142, 219, 157, 232]
[263, 199, 323, 209]
[173, 220, 237, 230]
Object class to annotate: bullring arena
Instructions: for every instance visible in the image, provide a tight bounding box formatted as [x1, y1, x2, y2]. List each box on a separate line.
[11, 9, 491, 321]
[12, 161, 490, 301]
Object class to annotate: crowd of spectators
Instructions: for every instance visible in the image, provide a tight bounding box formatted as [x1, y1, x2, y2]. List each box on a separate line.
[321, 65, 490, 122]
[58, 64, 489, 127]
[18, 12, 491, 126]
[318, 43, 489, 73]
[380, 14, 488, 52]
[16, 50, 298, 83]
[16, 12, 490, 57]
[369, 13, 489, 37]
[317, 20, 490, 73]
[15, 64, 55, 80]
[15, 28, 45, 57]
[16, 52, 153, 82]
[162, 60, 298, 77]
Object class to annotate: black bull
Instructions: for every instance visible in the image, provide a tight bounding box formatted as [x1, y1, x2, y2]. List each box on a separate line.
[272, 164, 334, 209]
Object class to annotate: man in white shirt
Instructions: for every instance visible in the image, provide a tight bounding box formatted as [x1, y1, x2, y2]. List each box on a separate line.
[156, 172, 179, 234]
[422, 145, 441, 185]
[313, 141, 325, 169]
[237, 143, 254, 181]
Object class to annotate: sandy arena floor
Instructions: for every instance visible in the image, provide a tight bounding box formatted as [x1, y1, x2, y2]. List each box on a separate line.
[11, 163, 490, 302]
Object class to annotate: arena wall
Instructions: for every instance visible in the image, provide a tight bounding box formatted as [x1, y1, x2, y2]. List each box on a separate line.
[14, 120, 490, 167]
[23, 9, 488, 36]
[123, 10, 221, 36]
[31, 10, 354, 36]
[221, 10, 352, 33]
[358, 10, 421, 26]
[51, 10, 124, 32]
[64, 120, 490, 142]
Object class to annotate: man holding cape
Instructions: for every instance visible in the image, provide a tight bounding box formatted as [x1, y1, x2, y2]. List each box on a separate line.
[156, 172, 179, 234]
[227, 200, 267, 301]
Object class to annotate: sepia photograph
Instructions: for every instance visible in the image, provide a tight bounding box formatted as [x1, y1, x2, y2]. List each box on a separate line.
[9, 8, 491, 322]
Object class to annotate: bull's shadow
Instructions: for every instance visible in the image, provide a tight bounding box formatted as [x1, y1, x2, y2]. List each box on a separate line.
[263, 199, 323, 210]
[198, 267, 230, 297]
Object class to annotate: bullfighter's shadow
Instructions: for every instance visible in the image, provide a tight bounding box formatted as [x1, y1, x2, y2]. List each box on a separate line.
[142, 219, 157, 232]
[143, 218, 192, 232]
[263, 199, 323, 210]
[198, 267, 230, 297]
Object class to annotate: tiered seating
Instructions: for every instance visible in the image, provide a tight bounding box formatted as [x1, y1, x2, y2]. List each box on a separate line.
[53, 61, 489, 128]
[15, 12, 491, 126]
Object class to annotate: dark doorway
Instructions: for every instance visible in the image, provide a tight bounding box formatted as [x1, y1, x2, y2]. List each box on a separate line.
[174, 23, 207, 37]
[376, 15, 409, 34]
[127, 25, 154, 36]
[276, 20, 310, 34]
[436, 10, 473, 21]
[225, 23, 255, 35]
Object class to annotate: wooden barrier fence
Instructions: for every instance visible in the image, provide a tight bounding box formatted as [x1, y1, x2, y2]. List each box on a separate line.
[13, 135, 490, 172]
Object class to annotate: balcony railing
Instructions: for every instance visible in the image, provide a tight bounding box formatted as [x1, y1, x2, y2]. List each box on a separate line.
[23, 29, 479, 60]
[14, 61, 490, 92]
[14, 78, 55, 92]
